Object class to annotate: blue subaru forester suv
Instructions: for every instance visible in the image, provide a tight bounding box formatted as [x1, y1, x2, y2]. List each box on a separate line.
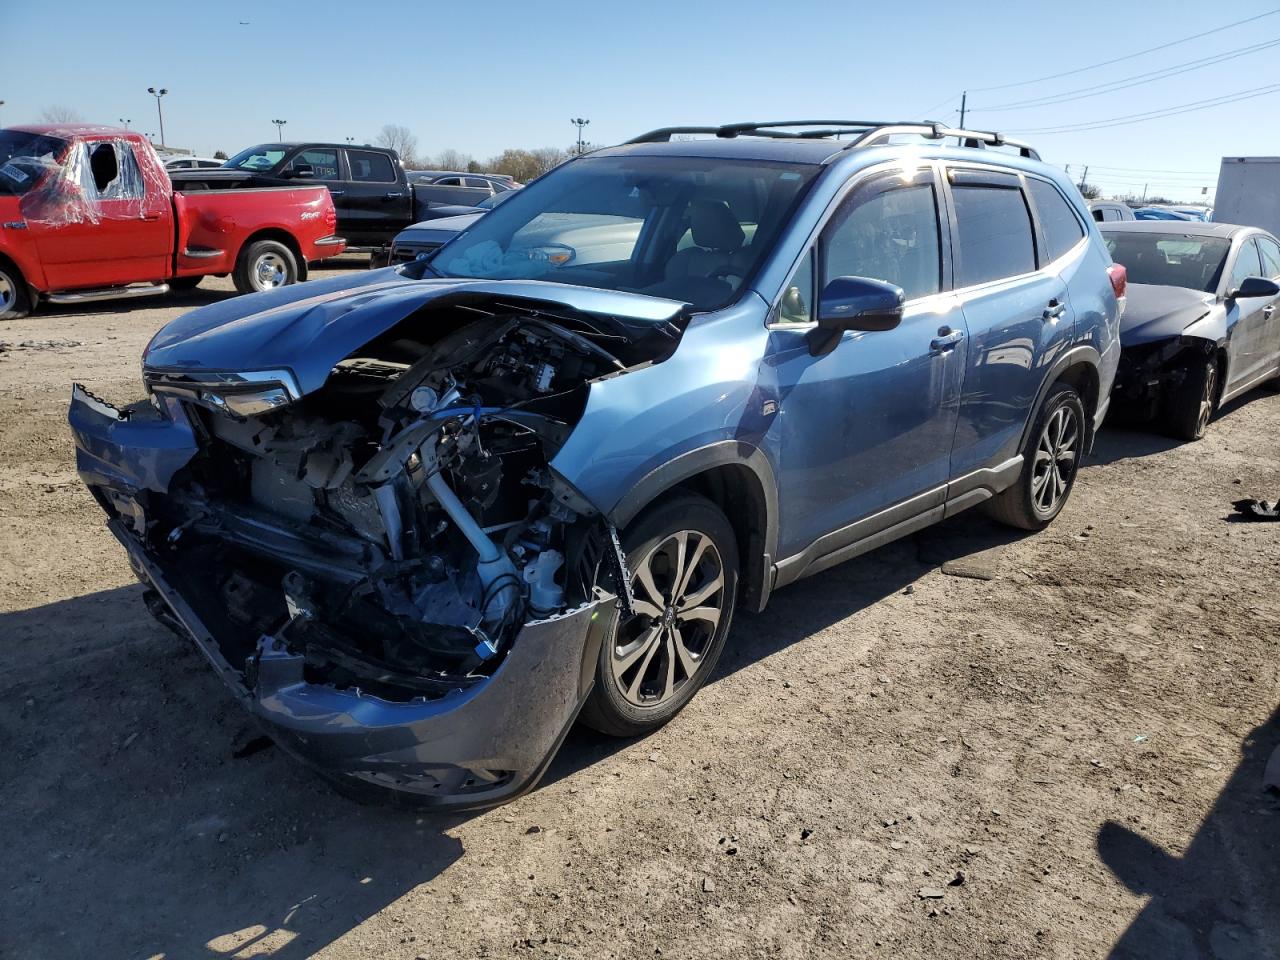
[70, 120, 1124, 807]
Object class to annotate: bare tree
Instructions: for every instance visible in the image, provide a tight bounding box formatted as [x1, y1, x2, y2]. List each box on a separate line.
[431, 148, 475, 172]
[485, 147, 570, 183]
[41, 105, 84, 124]
[1078, 182, 1102, 200]
[375, 124, 418, 166]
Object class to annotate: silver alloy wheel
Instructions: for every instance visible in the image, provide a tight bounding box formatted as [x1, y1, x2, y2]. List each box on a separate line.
[252, 251, 289, 290]
[0, 270, 15, 314]
[1031, 404, 1079, 516]
[1197, 363, 1218, 437]
[610, 530, 725, 708]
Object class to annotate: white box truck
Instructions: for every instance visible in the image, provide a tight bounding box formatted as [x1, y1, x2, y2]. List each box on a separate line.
[1215, 157, 1280, 233]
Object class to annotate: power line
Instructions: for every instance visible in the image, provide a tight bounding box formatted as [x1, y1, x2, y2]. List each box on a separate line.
[913, 94, 963, 118]
[968, 8, 1280, 92]
[1009, 82, 1280, 134]
[973, 36, 1280, 111]
[1063, 163, 1218, 175]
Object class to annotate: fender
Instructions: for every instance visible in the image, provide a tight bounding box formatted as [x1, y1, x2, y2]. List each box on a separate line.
[1018, 343, 1103, 452]
[609, 440, 780, 613]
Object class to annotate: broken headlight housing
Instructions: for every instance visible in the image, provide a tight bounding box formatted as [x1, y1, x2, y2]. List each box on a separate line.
[143, 368, 303, 420]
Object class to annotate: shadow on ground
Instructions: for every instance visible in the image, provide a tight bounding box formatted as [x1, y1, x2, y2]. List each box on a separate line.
[1098, 706, 1280, 960]
[0, 511, 1026, 958]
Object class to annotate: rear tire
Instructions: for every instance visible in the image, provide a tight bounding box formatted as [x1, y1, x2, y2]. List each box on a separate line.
[986, 381, 1086, 531]
[1161, 356, 1218, 441]
[0, 262, 31, 321]
[233, 240, 298, 294]
[580, 492, 738, 738]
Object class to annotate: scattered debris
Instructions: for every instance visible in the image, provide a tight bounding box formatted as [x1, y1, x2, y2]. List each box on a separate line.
[525, 825, 542, 835]
[701, 877, 715, 893]
[903, 584, 915, 595]
[1231, 498, 1280, 521]
[940, 558, 998, 581]
[0, 339, 84, 353]
[1133, 734, 1149, 744]
[800, 828, 813, 841]
[890, 841, 906, 850]
[917, 887, 946, 900]
[948, 871, 966, 886]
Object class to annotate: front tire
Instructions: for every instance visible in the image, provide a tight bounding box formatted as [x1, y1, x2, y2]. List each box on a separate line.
[580, 492, 738, 738]
[233, 240, 298, 294]
[1161, 356, 1218, 441]
[0, 262, 31, 320]
[986, 381, 1086, 531]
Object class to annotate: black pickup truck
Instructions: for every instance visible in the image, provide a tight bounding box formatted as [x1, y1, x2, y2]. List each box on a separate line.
[169, 143, 517, 255]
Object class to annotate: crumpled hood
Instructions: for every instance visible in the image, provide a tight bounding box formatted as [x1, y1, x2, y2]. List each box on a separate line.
[142, 269, 686, 396]
[1120, 283, 1216, 346]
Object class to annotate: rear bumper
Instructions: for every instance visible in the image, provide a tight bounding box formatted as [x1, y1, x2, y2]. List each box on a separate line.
[69, 385, 616, 810]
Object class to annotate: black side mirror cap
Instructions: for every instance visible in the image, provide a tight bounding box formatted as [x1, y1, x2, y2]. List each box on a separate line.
[286, 164, 315, 180]
[1229, 276, 1280, 300]
[808, 276, 905, 356]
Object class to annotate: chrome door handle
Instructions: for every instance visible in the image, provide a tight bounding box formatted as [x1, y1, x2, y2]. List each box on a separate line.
[328, 189, 345, 197]
[1043, 299, 1067, 321]
[384, 191, 405, 199]
[930, 327, 965, 351]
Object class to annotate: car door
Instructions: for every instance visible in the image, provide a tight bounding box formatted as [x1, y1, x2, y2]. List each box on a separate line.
[764, 167, 968, 560]
[1252, 234, 1280, 371]
[1222, 237, 1271, 391]
[29, 138, 172, 290]
[341, 148, 410, 245]
[944, 167, 1076, 478]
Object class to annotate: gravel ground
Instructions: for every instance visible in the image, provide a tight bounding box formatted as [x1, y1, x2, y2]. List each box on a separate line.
[2, 264, 1278, 960]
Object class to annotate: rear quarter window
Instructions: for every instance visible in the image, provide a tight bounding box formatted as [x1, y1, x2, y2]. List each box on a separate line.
[951, 183, 1037, 286]
[1029, 179, 1085, 262]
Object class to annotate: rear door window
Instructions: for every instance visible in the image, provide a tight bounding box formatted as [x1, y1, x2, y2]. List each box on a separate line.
[347, 150, 396, 183]
[950, 178, 1037, 286]
[1029, 179, 1085, 261]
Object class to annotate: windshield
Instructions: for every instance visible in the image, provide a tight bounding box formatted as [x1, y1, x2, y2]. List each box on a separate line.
[1102, 231, 1231, 293]
[224, 145, 288, 171]
[0, 131, 68, 196]
[423, 155, 819, 311]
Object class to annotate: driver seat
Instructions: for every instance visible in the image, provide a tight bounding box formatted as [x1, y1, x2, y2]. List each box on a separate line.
[664, 200, 745, 281]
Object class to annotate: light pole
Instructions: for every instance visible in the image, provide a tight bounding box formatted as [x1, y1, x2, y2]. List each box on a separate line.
[344, 136, 355, 144]
[570, 117, 590, 155]
[271, 119, 287, 141]
[146, 87, 168, 146]
[118, 117, 131, 131]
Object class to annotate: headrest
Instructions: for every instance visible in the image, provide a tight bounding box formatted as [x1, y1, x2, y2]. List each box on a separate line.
[690, 200, 745, 252]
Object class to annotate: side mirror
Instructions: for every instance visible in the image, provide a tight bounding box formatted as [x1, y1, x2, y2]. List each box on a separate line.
[1229, 276, 1280, 300]
[808, 276, 905, 356]
[287, 163, 314, 179]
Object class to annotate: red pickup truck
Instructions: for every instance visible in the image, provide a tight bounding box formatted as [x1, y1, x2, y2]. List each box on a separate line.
[0, 125, 345, 319]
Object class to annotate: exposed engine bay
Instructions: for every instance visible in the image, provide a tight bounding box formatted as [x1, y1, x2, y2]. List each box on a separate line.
[130, 300, 678, 700]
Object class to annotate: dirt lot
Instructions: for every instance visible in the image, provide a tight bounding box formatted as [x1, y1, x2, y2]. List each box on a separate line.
[2, 264, 1278, 960]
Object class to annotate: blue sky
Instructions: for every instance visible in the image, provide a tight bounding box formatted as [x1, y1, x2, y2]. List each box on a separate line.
[5, 0, 1278, 201]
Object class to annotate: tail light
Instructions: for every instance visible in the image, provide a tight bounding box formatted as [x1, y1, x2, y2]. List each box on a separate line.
[325, 207, 337, 229]
[1107, 263, 1127, 318]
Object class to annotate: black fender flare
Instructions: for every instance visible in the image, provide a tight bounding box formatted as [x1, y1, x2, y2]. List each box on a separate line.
[1018, 344, 1103, 452]
[609, 440, 779, 613]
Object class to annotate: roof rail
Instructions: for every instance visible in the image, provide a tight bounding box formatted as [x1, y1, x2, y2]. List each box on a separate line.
[625, 120, 1039, 160]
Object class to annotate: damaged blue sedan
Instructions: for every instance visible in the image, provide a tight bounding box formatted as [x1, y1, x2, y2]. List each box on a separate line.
[69, 121, 1122, 808]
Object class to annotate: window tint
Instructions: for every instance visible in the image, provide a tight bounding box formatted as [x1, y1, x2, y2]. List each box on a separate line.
[952, 184, 1036, 286]
[1030, 180, 1085, 262]
[1229, 239, 1263, 290]
[1257, 236, 1280, 278]
[777, 249, 815, 324]
[435, 176, 463, 186]
[288, 148, 339, 180]
[464, 177, 494, 190]
[1092, 208, 1105, 223]
[823, 179, 941, 300]
[348, 150, 395, 183]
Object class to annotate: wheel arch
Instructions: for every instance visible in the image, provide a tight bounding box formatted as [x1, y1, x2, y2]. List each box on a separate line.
[609, 441, 778, 613]
[1020, 345, 1102, 452]
[239, 228, 308, 281]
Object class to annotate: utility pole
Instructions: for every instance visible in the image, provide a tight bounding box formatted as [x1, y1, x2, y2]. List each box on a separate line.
[271, 119, 287, 141]
[571, 117, 590, 155]
[959, 91, 967, 128]
[1078, 165, 1088, 191]
[1142, 183, 1148, 202]
[146, 87, 168, 147]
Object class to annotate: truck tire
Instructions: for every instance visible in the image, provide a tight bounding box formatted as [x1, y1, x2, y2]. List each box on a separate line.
[0, 262, 31, 321]
[1161, 356, 1218, 442]
[233, 240, 298, 294]
[985, 381, 1087, 531]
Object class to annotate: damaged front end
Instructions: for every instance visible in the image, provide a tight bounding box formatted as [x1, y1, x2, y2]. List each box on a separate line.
[69, 289, 680, 807]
